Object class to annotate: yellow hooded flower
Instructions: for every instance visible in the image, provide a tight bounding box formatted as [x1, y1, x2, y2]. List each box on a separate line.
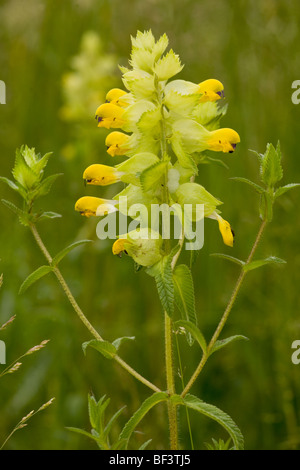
[105, 131, 131, 157]
[208, 213, 235, 246]
[95, 103, 126, 129]
[75, 196, 117, 217]
[83, 164, 123, 186]
[105, 88, 130, 108]
[216, 215, 235, 247]
[207, 128, 240, 153]
[198, 79, 225, 102]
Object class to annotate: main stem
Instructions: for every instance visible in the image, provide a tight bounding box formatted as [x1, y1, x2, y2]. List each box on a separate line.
[157, 81, 178, 450]
[29, 223, 161, 394]
[181, 218, 267, 397]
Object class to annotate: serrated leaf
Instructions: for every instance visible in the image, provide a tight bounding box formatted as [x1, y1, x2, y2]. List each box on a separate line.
[137, 106, 161, 131]
[274, 183, 300, 199]
[119, 392, 168, 444]
[148, 253, 174, 317]
[259, 192, 273, 222]
[140, 161, 168, 192]
[260, 142, 283, 187]
[230, 177, 265, 194]
[82, 340, 117, 360]
[177, 394, 244, 450]
[34, 152, 53, 174]
[51, 240, 92, 267]
[19, 265, 53, 295]
[31, 173, 63, 199]
[153, 49, 184, 81]
[1, 199, 27, 219]
[210, 253, 245, 266]
[209, 335, 249, 356]
[175, 320, 207, 354]
[173, 265, 197, 344]
[243, 256, 286, 272]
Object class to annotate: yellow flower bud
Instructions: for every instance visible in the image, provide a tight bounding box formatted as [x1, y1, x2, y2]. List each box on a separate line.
[105, 131, 131, 157]
[198, 79, 224, 103]
[206, 128, 240, 153]
[83, 164, 123, 186]
[217, 216, 235, 247]
[75, 196, 117, 217]
[105, 88, 130, 107]
[95, 103, 126, 129]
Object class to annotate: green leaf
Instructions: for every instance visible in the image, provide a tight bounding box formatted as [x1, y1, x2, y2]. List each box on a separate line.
[147, 253, 175, 317]
[274, 183, 300, 199]
[51, 240, 92, 267]
[82, 340, 117, 360]
[1, 199, 27, 219]
[243, 256, 286, 272]
[259, 192, 273, 222]
[19, 265, 53, 295]
[139, 439, 152, 450]
[119, 392, 168, 443]
[209, 335, 249, 356]
[66, 427, 100, 444]
[31, 173, 63, 198]
[103, 406, 126, 440]
[260, 142, 283, 187]
[177, 394, 244, 450]
[37, 211, 62, 220]
[112, 336, 135, 351]
[230, 177, 265, 194]
[173, 265, 197, 344]
[175, 320, 207, 354]
[0, 177, 20, 192]
[210, 253, 245, 267]
[140, 161, 168, 192]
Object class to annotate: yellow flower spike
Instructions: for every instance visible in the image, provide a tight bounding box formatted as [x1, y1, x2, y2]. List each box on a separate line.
[83, 164, 123, 186]
[207, 128, 240, 153]
[105, 88, 130, 108]
[105, 131, 131, 157]
[198, 79, 225, 102]
[75, 196, 117, 217]
[112, 238, 132, 256]
[95, 103, 126, 129]
[217, 216, 235, 247]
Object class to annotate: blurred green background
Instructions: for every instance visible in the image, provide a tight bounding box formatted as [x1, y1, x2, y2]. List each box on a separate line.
[1, 0, 300, 450]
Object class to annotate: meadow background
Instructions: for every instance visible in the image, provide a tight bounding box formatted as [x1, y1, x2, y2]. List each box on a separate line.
[0, 0, 300, 450]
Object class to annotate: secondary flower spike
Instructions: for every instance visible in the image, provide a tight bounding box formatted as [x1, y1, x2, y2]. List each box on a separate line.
[105, 131, 131, 157]
[95, 103, 126, 129]
[75, 196, 117, 217]
[83, 164, 123, 186]
[207, 128, 240, 153]
[198, 79, 225, 102]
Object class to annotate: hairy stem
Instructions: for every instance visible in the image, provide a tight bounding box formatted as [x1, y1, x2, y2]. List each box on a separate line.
[29, 223, 161, 393]
[181, 219, 268, 397]
[156, 76, 178, 449]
